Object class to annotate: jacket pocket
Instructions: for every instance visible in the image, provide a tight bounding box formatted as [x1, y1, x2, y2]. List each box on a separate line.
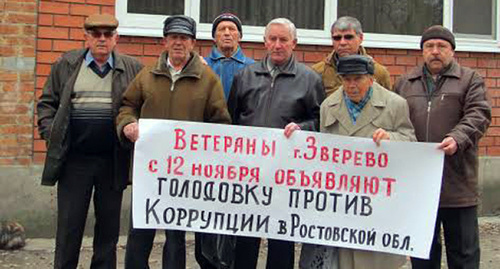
[371, 117, 393, 131]
[437, 92, 462, 110]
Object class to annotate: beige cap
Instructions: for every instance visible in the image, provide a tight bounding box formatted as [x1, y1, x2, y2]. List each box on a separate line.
[84, 14, 119, 30]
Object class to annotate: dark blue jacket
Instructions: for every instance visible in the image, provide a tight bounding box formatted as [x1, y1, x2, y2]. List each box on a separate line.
[205, 46, 254, 100]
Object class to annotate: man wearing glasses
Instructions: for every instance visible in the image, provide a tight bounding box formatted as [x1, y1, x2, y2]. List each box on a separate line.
[37, 14, 143, 269]
[312, 16, 391, 97]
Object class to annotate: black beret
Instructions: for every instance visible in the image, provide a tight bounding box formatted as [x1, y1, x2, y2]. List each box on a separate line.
[211, 13, 243, 38]
[163, 15, 196, 38]
[420, 25, 455, 50]
[337, 55, 375, 75]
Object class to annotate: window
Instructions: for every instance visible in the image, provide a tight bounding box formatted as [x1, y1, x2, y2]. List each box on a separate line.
[116, 0, 500, 52]
[338, 0, 443, 36]
[127, 0, 183, 16]
[198, 0, 324, 30]
[453, 0, 496, 39]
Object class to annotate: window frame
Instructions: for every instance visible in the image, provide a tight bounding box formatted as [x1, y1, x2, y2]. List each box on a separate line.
[116, 0, 500, 52]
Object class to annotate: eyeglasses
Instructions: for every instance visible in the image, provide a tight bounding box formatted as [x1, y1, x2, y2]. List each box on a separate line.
[88, 30, 115, 39]
[332, 34, 355, 41]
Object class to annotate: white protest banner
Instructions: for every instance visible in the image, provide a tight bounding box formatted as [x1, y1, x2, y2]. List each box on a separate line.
[132, 119, 444, 259]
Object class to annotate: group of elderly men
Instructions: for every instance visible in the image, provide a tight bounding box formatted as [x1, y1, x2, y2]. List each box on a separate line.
[37, 10, 490, 269]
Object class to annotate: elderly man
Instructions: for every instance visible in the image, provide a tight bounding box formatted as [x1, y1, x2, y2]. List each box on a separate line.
[299, 55, 415, 269]
[205, 13, 254, 99]
[116, 15, 230, 269]
[228, 18, 325, 269]
[201, 12, 255, 269]
[313, 16, 391, 97]
[395, 25, 491, 269]
[37, 14, 143, 268]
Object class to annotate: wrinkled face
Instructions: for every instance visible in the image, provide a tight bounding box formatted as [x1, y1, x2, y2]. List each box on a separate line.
[215, 20, 240, 53]
[422, 39, 454, 75]
[264, 24, 297, 66]
[332, 28, 363, 57]
[85, 27, 118, 58]
[341, 74, 373, 103]
[164, 33, 196, 62]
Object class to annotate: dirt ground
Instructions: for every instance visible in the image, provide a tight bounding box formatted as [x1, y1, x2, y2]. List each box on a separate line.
[1, 217, 499, 269]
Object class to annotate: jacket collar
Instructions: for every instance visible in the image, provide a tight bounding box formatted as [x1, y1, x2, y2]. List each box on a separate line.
[325, 45, 370, 69]
[408, 60, 460, 81]
[254, 54, 298, 75]
[208, 46, 246, 64]
[151, 51, 203, 79]
[323, 82, 387, 135]
[66, 48, 125, 73]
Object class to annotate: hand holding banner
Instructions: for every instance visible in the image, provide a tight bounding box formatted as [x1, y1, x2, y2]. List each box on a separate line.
[132, 119, 443, 258]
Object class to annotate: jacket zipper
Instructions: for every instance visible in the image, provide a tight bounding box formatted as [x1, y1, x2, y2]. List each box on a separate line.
[264, 75, 277, 126]
[426, 100, 431, 141]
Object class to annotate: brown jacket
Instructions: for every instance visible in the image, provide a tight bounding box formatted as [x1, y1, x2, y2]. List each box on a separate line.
[312, 46, 391, 97]
[116, 51, 231, 143]
[395, 61, 491, 207]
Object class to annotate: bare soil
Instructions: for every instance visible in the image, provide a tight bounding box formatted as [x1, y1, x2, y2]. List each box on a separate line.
[1, 217, 499, 269]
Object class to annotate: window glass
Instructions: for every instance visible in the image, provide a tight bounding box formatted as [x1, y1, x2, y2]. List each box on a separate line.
[200, 0, 325, 29]
[453, 0, 495, 38]
[127, 0, 184, 15]
[337, 0, 443, 35]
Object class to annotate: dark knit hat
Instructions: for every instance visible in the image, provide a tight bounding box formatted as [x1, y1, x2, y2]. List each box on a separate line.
[211, 13, 243, 38]
[163, 15, 196, 38]
[84, 14, 118, 30]
[337, 55, 375, 75]
[420, 25, 456, 50]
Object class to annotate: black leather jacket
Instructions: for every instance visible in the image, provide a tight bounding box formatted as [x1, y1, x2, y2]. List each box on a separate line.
[228, 55, 325, 130]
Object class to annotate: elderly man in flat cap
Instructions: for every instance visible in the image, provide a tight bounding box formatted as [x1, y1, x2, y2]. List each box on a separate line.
[117, 15, 230, 269]
[37, 13, 143, 269]
[294, 55, 415, 269]
[205, 13, 254, 100]
[395, 25, 491, 269]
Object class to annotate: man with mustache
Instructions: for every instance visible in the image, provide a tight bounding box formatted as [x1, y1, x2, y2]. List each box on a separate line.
[117, 15, 231, 269]
[37, 14, 143, 268]
[312, 16, 391, 97]
[228, 18, 325, 269]
[395, 25, 491, 269]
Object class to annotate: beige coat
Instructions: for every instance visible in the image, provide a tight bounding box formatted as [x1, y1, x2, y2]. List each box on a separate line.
[320, 82, 416, 269]
[321, 82, 415, 141]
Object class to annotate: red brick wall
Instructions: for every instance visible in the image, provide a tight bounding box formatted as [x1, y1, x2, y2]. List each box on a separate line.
[0, 0, 37, 165]
[7, 0, 500, 165]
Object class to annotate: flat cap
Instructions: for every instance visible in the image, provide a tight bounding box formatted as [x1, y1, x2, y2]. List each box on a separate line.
[337, 55, 375, 75]
[212, 13, 243, 38]
[84, 14, 118, 30]
[163, 15, 196, 38]
[420, 25, 456, 50]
